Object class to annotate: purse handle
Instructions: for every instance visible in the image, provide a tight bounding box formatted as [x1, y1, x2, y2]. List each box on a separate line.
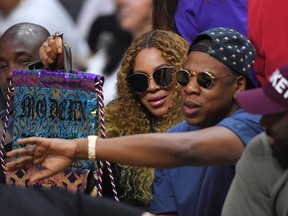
[28, 32, 72, 73]
[0, 80, 13, 174]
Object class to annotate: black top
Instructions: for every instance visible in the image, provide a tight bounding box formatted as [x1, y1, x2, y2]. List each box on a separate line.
[0, 185, 144, 216]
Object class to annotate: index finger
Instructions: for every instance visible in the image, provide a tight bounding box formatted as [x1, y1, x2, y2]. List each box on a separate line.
[53, 36, 63, 54]
[17, 137, 42, 145]
[6, 143, 35, 158]
[46, 36, 61, 56]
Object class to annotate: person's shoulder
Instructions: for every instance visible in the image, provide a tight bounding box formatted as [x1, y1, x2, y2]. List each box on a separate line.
[239, 133, 275, 169]
[221, 108, 262, 126]
[244, 132, 271, 157]
[217, 108, 264, 145]
[233, 108, 261, 120]
[167, 120, 198, 133]
[239, 132, 284, 182]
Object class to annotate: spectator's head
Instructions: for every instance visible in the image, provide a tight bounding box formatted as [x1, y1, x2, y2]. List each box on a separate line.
[237, 64, 288, 168]
[0, 22, 50, 106]
[115, 30, 188, 122]
[176, 27, 255, 127]
[114, 0, 152, 39]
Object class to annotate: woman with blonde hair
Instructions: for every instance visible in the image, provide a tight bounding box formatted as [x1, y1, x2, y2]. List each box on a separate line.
[39, 29, 188, 209]
[104, 30, 188, 209]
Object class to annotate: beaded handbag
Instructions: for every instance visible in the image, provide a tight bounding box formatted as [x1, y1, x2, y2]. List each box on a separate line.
[0, 44, 118, 199]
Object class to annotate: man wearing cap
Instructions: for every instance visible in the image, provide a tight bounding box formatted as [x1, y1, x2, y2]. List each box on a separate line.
[5, 27, 263, 216]
[222, 64, 288, 216]
[149, 27, 263, 216]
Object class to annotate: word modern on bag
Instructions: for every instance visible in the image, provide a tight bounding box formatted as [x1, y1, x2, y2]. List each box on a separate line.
[19, 95, 87, 121]
[13, 87, 97, 140]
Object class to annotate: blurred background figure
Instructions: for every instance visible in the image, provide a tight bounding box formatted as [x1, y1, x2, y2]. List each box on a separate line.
[58, 0, 85, 22]
[75, 0, 116, 41]
[152, 0, 178, 33]
[0, 0, 90, 70]
[152, 0, 248, 44]
[174, 0, 247, 44]
[114, 0, 152, 40]
[85, 0, 153, 104]
[248, 0, 288, 86]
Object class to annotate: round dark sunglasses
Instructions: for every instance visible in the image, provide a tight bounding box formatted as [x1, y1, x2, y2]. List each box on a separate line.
[126, 66, 175, 93]
[176, 69, 234, 89]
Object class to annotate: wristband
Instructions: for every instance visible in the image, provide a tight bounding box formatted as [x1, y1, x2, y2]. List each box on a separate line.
[87, 135, 97, 160]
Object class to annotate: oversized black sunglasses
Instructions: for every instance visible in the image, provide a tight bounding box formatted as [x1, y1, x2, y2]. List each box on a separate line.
[176, 69, 234, 89]
[126, 66, 175, 93]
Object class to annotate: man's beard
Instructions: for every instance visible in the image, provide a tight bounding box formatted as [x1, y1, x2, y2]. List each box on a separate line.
[270, 138, 288, 169]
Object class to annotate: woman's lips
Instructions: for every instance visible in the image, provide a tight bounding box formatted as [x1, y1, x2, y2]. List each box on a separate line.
[148, 96, 167, 107]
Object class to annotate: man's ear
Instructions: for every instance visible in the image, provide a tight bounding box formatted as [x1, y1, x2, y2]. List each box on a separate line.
[233, 75, 246, 99]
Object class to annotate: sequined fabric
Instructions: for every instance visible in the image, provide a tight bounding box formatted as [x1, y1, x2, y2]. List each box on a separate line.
[6, 70, 104, 192]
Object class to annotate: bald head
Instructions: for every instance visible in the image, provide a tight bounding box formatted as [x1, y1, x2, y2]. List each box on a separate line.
[0, 22, 50, 107]
[0, 22, 50, 61]
[1, 22, 50, 46]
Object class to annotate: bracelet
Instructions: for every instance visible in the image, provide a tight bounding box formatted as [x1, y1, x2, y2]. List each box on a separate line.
[87, 135, 97, 161]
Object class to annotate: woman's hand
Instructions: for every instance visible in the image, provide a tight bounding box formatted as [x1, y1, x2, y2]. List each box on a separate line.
[39, 32, 64, 69]
[5, 137, 81, 182]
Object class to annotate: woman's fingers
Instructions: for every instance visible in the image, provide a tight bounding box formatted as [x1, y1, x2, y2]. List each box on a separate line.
[6, 145, 35, 158]
[29, 169, 54, 182]
[39, 35, 63, 67]
[53, 36, 63, 54]
[5, 144, 37, 171]
[39, 44, 54, 66]
[17, 137, 40, 145]
[5, 155, 34, 171]
[47, 36, 63, 55]
[5, 156, 54, 183]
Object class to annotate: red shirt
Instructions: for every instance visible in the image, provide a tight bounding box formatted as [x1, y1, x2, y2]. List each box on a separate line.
[248, 0, 288, 86]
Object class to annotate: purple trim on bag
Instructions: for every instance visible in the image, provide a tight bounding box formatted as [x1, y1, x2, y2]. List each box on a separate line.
[12, 70, 105, 92]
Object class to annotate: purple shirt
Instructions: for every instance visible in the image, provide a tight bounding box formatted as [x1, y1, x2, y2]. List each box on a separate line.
[175, 0, 247, 44]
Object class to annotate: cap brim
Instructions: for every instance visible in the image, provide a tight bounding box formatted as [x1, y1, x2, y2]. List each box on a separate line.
[236, 88, 288, 115]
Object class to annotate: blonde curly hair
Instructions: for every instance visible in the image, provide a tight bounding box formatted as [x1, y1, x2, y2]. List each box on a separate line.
[104, 30, 189, 207]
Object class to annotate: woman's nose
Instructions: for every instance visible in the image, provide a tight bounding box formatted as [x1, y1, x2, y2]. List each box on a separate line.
[147, 76, 160, 92]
